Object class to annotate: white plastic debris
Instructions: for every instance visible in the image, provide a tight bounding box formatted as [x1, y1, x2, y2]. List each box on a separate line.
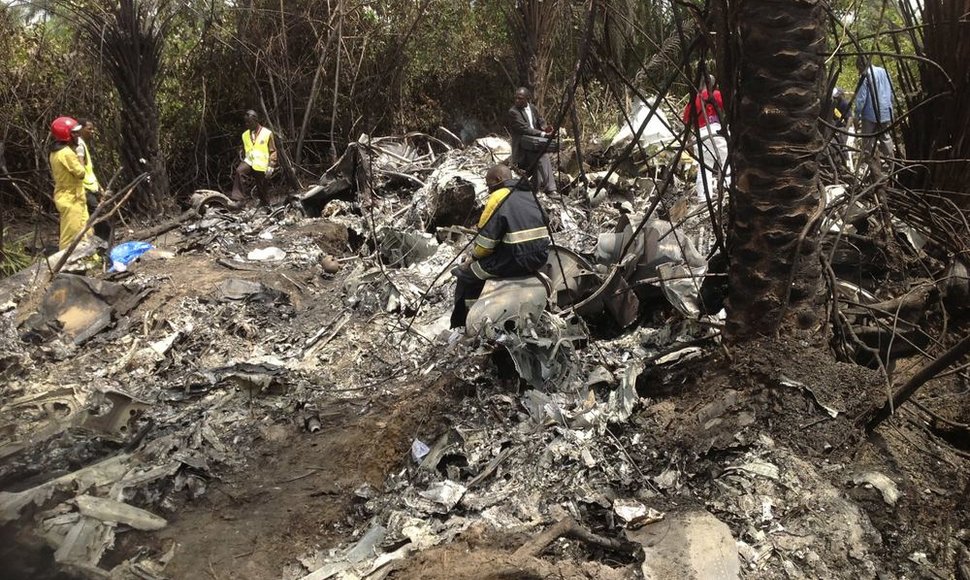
[630, 510, 740, 579]
[75, 495, 167, 531]
[411, 439, 431, 463]
[247, 247, 286, 261]
[725, 460, 781, 481]
[613, 498, 648, 523]
[610, 97, 675, 149]
[417, 480, 467, 511]
[474, 136, 511, 162]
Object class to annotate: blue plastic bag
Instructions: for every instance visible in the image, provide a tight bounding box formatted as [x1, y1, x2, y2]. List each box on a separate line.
[109, 241, 154, 272]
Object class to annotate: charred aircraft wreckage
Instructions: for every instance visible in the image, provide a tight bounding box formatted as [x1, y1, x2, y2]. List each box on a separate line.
[1, 105, 968, 579]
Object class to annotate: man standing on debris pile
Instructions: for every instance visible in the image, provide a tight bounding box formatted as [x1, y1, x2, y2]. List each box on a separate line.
[682, 74, 729, 203]
[854, 56, 895, 169]
[49, 116, 89, 250]
[73, 118, 111, 241]
[830, 88, 853, 168]
[450, 165, 551, 328]
[506, 87, 558, 194]
[230, 110, 277, 207]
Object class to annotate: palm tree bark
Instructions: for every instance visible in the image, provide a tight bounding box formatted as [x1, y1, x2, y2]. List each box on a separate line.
[723, 0, 826, 341]
[109, 0, 169, 213]
[899, 0, 970, 211]
[506, 0, 563, 103]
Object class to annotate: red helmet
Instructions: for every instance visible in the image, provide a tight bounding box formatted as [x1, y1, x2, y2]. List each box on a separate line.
[50, 116, 79, 142]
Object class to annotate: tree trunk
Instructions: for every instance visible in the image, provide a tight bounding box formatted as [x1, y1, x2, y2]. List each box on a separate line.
[723, 0, 826, 341]
[899, 0, 970, 211]
[110, 0, 169, 212]
[507, 0, 562, 105]
[116, 79, 168, 213]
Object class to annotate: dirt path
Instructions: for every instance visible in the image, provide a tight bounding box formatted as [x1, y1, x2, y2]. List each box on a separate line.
[112, 375, 463, 579]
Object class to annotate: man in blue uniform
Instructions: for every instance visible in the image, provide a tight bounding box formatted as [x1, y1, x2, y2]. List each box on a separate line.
[854, 56, 896, 167]
[450, 165, 551, 328]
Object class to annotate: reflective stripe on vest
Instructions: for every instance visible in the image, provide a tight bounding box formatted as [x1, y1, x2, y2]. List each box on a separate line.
[503, 226, 548, 244]
[476, 234, 499, 250]
[470, 260, 496, 281]
[242, 127, 272, 172]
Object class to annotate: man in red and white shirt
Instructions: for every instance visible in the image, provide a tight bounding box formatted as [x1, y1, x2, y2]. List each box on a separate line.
[682, 75, 730, 203]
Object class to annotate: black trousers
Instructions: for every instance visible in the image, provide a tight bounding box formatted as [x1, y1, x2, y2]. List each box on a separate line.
[85, 190, 112, 241]
[451, 267, 486, 329]
[231, 163, 269, 205]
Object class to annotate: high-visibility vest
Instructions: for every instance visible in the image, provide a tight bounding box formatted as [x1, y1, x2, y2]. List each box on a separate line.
[76, 138, 100, 192]
[242, 126, 272, 172]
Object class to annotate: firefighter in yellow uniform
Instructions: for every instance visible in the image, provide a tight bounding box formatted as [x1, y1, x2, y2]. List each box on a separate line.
[49, 116, 89, 250]
[230, 110, 277, 206]
[450, 164, 551, 328]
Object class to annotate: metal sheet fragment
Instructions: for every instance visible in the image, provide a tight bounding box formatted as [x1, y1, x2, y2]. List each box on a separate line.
[75, 495, 167, 530]
[465, 276, 549, 337]
[851, 471, 901, 506]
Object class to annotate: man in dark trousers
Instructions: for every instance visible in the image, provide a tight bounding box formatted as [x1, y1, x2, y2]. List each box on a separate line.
[854, 56, 896, 168]
[830, 87, 853, 168]
[73, 118, 111, 241]
[506, 87, 557, 194]
[230, 110, 277, 207]
[450, 165, 551, 328]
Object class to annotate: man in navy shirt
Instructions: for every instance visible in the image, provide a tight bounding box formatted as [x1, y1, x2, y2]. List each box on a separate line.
[831, 87, 852, 167]
[854, 56, 896, 167]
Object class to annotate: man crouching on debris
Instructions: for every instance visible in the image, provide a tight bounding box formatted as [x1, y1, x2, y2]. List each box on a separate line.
[450, 165, 551, 328]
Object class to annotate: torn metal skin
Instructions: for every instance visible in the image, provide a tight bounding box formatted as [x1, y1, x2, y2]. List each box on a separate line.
[78, 390, 151, 442]
[464, 275, 551, 337]
[21, 274, 151, 345]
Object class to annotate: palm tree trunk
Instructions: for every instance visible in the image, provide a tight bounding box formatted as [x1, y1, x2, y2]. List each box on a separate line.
[116, 73, 168, 213]
[723, 0, 826, 341]
[112, 0, 169, 212]
[506, 0, 562, 104]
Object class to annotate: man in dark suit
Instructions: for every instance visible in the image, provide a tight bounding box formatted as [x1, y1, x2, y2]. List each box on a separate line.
[506, 87, 558, 194]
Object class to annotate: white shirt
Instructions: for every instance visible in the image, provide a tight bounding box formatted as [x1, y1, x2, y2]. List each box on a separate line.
[75, 137, 88, 164]
[524, 105, 535, 129]
[699, 122, 722, 141]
